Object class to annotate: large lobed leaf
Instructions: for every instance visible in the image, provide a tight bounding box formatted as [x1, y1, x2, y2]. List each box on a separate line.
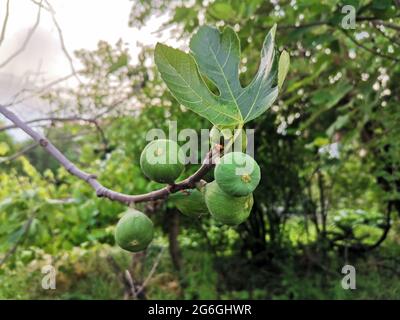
[155, 43, 241, 126]
[155, 24, 286, 126]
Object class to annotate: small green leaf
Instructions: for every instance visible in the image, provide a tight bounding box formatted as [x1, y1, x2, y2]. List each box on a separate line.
[278, 50, 290, 90]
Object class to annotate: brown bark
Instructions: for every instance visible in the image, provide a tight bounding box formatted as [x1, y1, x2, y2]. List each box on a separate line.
[168, 209, 182, 272]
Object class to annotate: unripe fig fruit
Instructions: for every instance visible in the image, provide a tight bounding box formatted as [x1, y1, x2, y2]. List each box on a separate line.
[115, 209, 154, 252]
[140, 139, 185, 184]
[171, 188, 208, 218]
[205, 181, 253, 226]
[215, 152, 261, 197]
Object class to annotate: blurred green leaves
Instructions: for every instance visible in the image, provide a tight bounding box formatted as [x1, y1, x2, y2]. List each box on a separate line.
[0, 142, 10, 156]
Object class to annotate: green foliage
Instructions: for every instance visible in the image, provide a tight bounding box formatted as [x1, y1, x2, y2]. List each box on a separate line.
[1, 0, 400, 300]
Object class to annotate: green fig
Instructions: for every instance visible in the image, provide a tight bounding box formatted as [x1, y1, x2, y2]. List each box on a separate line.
[215, 152, 261, 197]
[140, 139, 185, 184]
[115, 209, 154, 252]
[205, 181, 253, 226]
[171, 188, 209, 218]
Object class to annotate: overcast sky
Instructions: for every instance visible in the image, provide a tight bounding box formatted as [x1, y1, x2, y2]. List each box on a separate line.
[0, 0, 178, 140]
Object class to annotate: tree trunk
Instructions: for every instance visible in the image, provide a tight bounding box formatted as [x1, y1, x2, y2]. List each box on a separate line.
[168, 209, 182, 272]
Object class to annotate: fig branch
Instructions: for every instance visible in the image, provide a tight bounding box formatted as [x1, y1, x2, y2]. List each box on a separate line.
[0, 104, 220, 205]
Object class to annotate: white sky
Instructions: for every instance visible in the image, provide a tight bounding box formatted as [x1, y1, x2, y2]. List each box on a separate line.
[0, 0, 179, 140]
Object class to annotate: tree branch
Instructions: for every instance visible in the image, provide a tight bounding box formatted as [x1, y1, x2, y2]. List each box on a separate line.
[369, 20, 400, 32]
[341, 29, 400, 62]
[43, 0, 81, 84]
[0, 116, 99, 131]
[0, 142, 39, 164]
[5, 73, 75, 107]
[374, 25, 400, 48]
[276, 15, 400, 31]
[0, 104, 218, 204]
[0, 0, 10, 47]
[0, 0, 42, 69]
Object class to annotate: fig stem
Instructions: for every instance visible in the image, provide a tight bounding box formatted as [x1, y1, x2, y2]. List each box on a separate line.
[223, 124, 244, 153]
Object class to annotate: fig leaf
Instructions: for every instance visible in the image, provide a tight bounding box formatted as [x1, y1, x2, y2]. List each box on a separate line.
[155, 24, 281, 126]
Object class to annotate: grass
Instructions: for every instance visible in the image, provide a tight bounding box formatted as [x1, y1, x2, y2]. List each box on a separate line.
[1, 233, 400, 300]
